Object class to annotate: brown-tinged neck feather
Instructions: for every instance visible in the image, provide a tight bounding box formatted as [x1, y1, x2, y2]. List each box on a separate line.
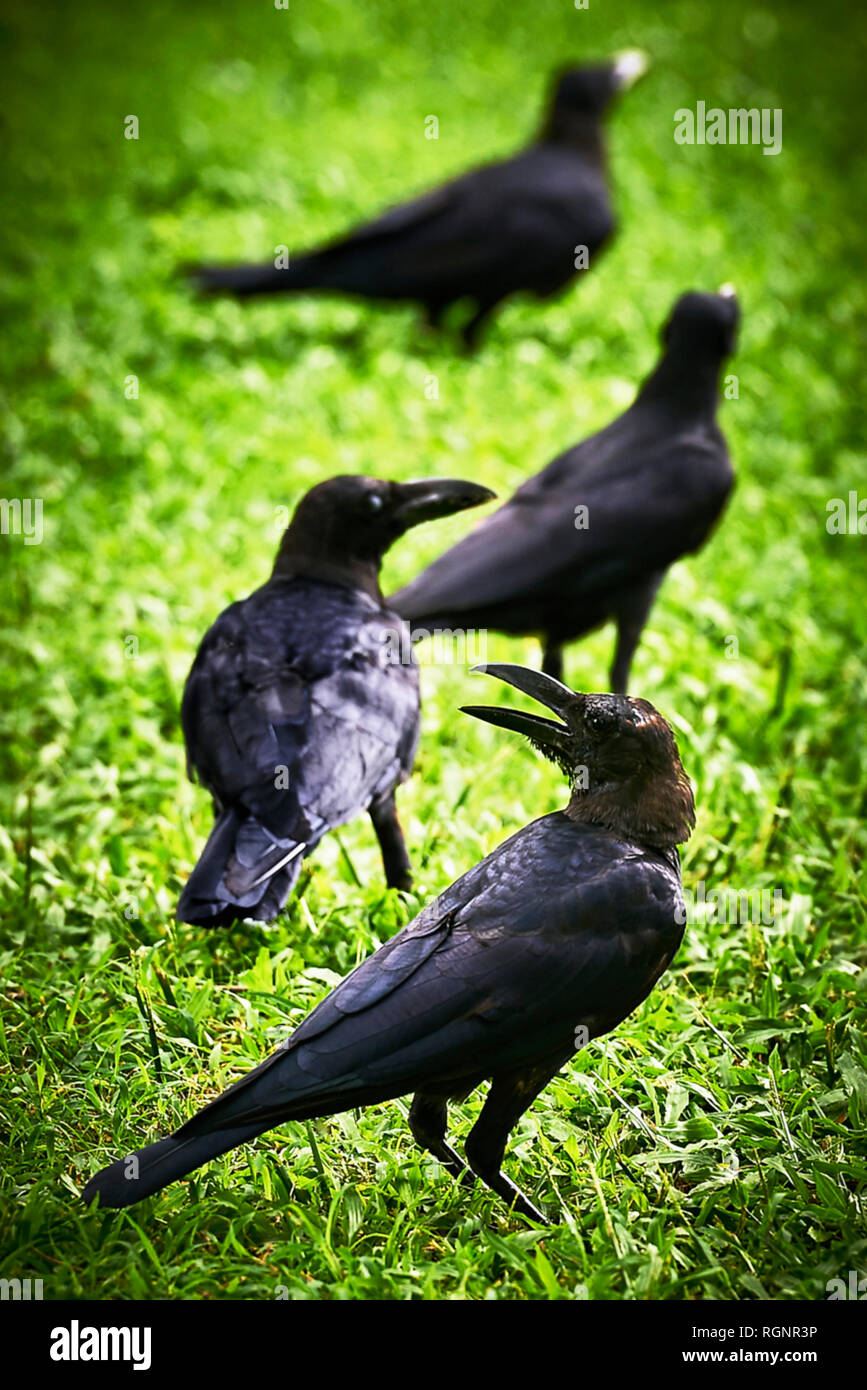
[565, 764, 695, 848]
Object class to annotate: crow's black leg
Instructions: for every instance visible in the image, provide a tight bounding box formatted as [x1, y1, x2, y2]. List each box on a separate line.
[408, 1092, 467, 1182]
[464, 1060, 565, 1224]
[610, 573, 663, 694]
[461, 296, 500, 351]
[421, 298, 449, 333]
[541, 641, 563, 683]
[369, 790, 413, 891]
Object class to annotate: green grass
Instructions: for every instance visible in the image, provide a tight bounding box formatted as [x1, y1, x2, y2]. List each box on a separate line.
[1, 0, 866, 1300]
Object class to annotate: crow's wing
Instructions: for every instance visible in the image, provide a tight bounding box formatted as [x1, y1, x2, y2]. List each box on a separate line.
[181, 579, 419, 841]
[310, 182, 457, 254]
[393, 427, 733, 618]
[187, 816, 684, 1133]
[306, 147, 612, 297]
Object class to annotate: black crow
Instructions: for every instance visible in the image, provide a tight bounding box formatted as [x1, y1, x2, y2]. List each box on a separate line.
[176, 475, 492, 926]
[188, 55, 648, 348]
[83, 663, 694, 1224]
[391, 289, 739, 690]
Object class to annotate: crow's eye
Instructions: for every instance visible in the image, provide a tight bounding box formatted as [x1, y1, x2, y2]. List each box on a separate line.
[367, 493, 385, 512]
[586, 709, 616, 736]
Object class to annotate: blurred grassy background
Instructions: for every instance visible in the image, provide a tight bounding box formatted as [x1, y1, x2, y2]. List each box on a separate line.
[1, 0, 865, 1298]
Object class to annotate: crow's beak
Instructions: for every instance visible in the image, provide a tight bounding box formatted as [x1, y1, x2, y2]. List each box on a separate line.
[461, 663, 581, 752]
[394, 479, 495, 529]
[612, 49, 650, 89]
[716, 283, 741, 331]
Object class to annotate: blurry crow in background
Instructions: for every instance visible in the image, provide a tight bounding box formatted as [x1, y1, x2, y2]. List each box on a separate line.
[189, 55, 648, 348]
[84, 663, 694, 1223]
[392, 289, 739, 690]
[176, 475, 492, 926]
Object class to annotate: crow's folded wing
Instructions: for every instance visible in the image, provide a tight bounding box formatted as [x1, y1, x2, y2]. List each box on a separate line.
[189, 817, 684, 1131]
[308, 148, 612, 295]
[393, 434, 733, 617]
[181, 580, 418, 839]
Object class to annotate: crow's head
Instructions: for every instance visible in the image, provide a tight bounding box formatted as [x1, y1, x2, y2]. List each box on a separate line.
[275, 475, 494, 580]
[661, 287, 740, 362]
[550, 51, 650, 118]
[462, 663, 695, 848]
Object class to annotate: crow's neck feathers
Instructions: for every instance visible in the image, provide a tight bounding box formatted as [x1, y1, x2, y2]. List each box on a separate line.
[565, 762, 695, 849]
[537, 112, 607, 165]
[636, 348, 725, 420]
[272, 536, 384, 602]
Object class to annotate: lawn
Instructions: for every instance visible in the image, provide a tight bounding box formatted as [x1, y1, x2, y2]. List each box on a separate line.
[1, 0, 865, 1300]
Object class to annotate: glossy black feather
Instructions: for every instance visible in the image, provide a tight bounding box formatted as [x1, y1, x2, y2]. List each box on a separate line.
[391, 290, 739, 690]
[187, 815, 685, 1124]
[175, 474, 492, 926]
[83, 812, 686, 1213]
[177, 577, 419, 925]
[188, 63, 638, 346]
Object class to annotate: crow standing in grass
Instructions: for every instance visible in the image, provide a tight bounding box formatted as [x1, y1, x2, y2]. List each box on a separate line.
[175, 475, 492, 926]
[84, 663, 694, 1223]
[392, 289, 740, 690]
[189, 56, 648, 348]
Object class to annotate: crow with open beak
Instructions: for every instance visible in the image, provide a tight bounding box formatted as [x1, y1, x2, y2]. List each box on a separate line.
[187, 55, 649, 349]
[85, 663, 693, 1224]
[176, 474, 493, 926]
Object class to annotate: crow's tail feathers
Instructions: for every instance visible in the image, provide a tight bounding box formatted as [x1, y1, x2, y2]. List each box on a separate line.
[187, 254, 323, 298]
[82, 1031, 344, 1209]
[176, 808, 307, 927]
[81, 1119, 267, 1210]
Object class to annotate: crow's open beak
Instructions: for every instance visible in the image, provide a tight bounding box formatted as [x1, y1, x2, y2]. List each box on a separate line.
[394, 479, 495, 529]
[461, 663, 581, 753]
[612, 49, 650, 89]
